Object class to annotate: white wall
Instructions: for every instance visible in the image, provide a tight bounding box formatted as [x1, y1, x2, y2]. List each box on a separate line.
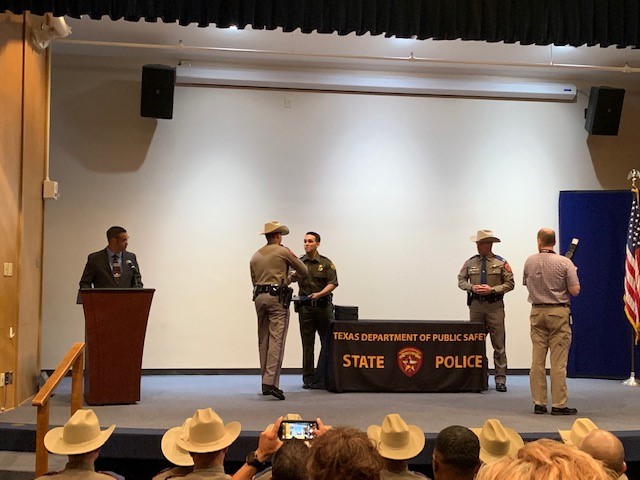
[41, 55, 638, 371]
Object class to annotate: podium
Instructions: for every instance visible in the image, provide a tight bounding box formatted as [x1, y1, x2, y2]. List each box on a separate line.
[80, 288, 154, 405]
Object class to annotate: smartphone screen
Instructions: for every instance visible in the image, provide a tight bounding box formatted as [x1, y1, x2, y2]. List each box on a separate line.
[278, 420, 317, 440]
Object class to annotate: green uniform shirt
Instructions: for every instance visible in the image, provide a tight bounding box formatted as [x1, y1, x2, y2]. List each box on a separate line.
[298, 253, 338, 296]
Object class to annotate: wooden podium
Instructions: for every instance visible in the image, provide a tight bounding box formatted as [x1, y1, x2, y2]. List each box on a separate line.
[80, 288, 155, 405]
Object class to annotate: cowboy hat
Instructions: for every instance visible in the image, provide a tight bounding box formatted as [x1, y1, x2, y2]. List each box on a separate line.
[367, 414, 425, 460]
[471, 419, 524, 464]
[266, 413, 302, 431]
[470, 230, 501, 243]
[559, 418, 598, 448]
[259, 221, 290, 236]
[44, 409, 115, 455]
[162, 418, 195, 466]
[176, 408, 241, 453]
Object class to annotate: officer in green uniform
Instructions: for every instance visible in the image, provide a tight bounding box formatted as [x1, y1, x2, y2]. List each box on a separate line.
[458, 229, 514, 393]
[291, 231, 338, 389]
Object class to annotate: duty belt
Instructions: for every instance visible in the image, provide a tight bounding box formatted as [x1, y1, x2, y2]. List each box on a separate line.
[254, 284, 281, 296]
[471, 292, 504, 303]
[297, 295, 332, 308]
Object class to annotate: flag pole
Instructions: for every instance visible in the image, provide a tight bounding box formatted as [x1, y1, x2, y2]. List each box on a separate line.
[623, 169, 640, 386]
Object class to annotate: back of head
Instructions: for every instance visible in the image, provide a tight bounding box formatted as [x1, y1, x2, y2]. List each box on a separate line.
[433, 425, 480, 477]
[580, 429, 626, 475]
[537, 228, 555, 248]
[307, 427, 383, 480]
[498, 438, 609, 480]
[272, 440, 309, 480]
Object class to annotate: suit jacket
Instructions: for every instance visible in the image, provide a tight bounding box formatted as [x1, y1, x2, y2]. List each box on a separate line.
[79, 249, 142, 289]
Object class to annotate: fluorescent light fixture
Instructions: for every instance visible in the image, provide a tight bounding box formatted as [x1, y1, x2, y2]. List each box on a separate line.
[176, 65, 577, 101]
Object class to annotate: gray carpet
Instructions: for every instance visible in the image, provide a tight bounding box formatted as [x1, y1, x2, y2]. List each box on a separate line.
[2, 374, 640, 434]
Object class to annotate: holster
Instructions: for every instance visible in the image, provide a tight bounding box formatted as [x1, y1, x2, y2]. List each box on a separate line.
[467, 291, 473, 307]
[279, 286, 294, 308]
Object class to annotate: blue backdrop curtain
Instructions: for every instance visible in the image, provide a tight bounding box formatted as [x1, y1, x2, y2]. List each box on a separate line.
[2, 0, 640, 48]
[560, 190, 637, 379]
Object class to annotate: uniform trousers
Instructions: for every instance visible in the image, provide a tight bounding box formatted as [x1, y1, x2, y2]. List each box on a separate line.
[529, 305, 572, 408]
[470, 299, 507, 384]
[254, 293, 289, 388]
[298, 304, 333, 385]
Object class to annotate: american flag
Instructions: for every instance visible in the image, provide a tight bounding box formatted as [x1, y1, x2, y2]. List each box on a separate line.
[624, 187, 640, 343]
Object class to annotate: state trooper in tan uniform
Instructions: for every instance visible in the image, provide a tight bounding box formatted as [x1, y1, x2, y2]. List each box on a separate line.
[35, 409, 123, 480]
[250, 221, 308, 400]
[458, 229, 514, 392]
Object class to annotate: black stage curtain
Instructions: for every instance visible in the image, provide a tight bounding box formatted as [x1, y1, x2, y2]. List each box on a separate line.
[1, 0, 639, 48]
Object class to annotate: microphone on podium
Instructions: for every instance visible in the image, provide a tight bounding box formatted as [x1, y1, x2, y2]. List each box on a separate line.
[126, 260, 143, 288]
[126, 259, 139, 272]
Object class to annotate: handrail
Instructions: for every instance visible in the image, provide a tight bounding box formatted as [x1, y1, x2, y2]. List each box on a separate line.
[32, 342, 85, 477]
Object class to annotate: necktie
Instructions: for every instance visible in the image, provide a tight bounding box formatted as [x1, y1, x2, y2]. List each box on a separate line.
[480, 257, 487, 284]
[112, 254, 121, 281]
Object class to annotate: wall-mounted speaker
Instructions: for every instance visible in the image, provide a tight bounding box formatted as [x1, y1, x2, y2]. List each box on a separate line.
[584, 86, 625, 136]
[141, 64, 176, 119]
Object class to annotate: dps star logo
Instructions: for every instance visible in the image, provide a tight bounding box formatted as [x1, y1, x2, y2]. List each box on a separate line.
[397, 347, 423, 377]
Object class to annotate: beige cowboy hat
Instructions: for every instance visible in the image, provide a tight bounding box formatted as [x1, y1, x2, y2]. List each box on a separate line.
[161, 418, 195, 466]
[259, 221, 290, 236]
[470, 230, 501, 243]
[176, 408, 241, 453]
[44, 409, 115, 455]
[471, 419, 524, 464]
[559, 418, 598, 448]
[367, 413, 425, 460]
[266, 413, 302, 431]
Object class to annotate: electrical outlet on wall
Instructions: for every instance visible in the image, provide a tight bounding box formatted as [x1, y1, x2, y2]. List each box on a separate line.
[5, 372, 13, 385]
[0, 373, 4, 387]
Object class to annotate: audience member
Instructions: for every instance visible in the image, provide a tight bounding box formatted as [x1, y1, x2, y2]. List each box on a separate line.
[580, 429, 628, 480]
[471, 419, 523, 464]
[432, 425, 480, 480]
[558, 417, 598, 448]
[271, 439, 310, 480]
[153, 418, 194, 479]
[35, 409, 123, 480]
[367, 414, 427, 479]
[307, 426, 384, 480]
[480, 438, 610, 480]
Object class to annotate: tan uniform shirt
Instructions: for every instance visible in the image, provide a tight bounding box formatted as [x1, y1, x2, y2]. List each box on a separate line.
[35, 460, 123, 480]
[250, 244, 308, 285]
[458, 254, 514, 294]
[153, 466, 193, 480]
[181, 465, 230, 480]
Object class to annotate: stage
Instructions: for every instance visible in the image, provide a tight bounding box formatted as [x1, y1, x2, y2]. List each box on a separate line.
[2, 374, 640, 478]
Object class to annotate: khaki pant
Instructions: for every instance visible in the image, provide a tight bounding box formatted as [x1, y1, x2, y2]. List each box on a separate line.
[255, 293, 289, 388]
[470, 299, 507, 384]
[529, 306, 572, 408]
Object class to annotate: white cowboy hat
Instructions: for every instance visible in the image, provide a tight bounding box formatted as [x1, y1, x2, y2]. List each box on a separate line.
[471, 419, 524, 464]
[367, 414, 425, 460]
[161, 418, 195, 466]
[470, 230, 501, 243]
[559, 418, 598, 448]
[266, 412, 302, 431]
[176, 408, 241, 453]
[44, 409, 115, 455]
[259, 221, 290, 235]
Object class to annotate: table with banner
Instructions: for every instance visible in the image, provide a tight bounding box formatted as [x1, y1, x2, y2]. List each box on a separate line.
[321, 320, 488, 393]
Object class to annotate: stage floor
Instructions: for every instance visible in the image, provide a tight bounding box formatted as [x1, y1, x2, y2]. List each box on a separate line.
[2, 374, 640, 434]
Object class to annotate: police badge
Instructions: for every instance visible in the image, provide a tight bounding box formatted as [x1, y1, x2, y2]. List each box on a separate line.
[397, 347, 423, 378]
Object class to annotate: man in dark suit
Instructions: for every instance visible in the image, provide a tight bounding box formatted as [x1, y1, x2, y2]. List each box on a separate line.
[79, 226, 143, 289]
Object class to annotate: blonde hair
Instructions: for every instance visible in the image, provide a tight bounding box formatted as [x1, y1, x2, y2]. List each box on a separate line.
[475, 439, 609, 480]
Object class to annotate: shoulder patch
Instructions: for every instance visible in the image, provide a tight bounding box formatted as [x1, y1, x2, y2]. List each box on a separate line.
[504, 262, 512, 273]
